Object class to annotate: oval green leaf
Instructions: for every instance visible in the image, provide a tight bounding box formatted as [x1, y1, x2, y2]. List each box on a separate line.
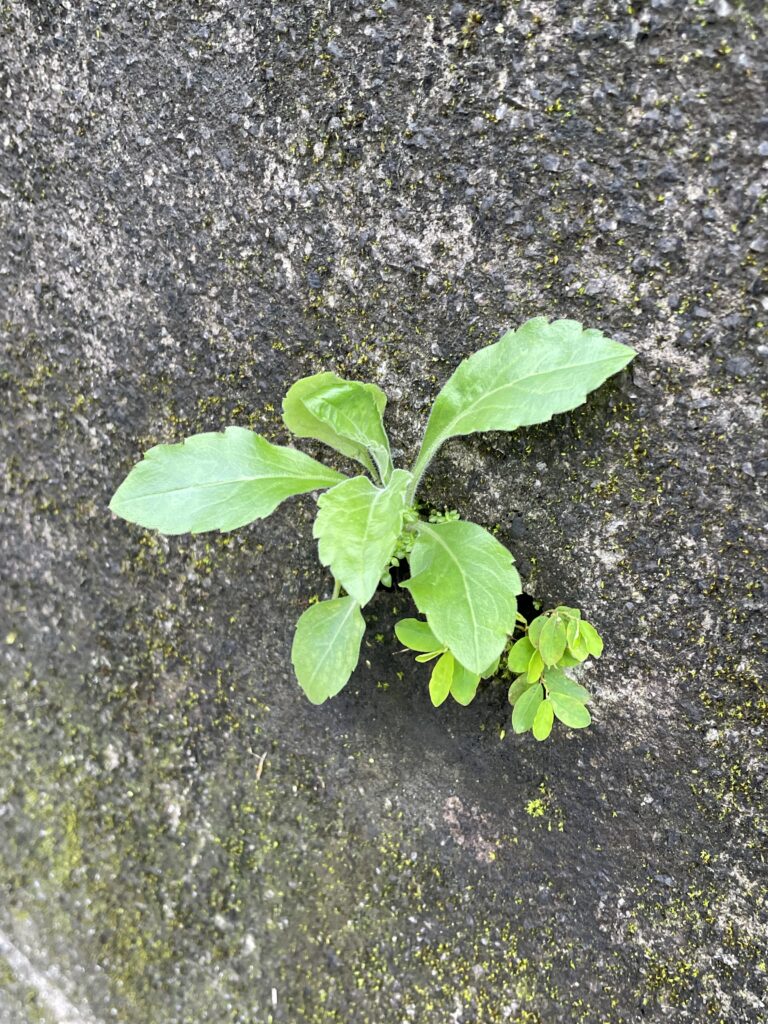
[395, 617, 441, 653]
[401, 521, 521, 674]
[532, 698, 554, 741]
[549, 692, 592, 729]
[429, 652, 454, 707]
[291, 596, 366, 705]
[557, 606, 581, 619]
[543, 667, 592, 703]
[512, 683, 543, 733]
[450, 661, 481, 706]
[528, 615, 547, 648]
[578, 620, 604, 658]
[558, 651, 582, 668]
[567, 631, 589, 662]
[527, 649, 544, 684]
[538, 615, 568, 666]
[566, 617, 580, 650]
[508, 676, 533, 706]
[507, 636, 535, 673]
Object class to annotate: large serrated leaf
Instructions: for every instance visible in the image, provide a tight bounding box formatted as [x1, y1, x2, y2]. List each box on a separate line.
[401, 521, 521, 674]
[282, 372, 392, 480]
[110, 426, 346, 535]
[314, 469, 411, 605]
[410, 318, 636, 489]
[291, 597, 365, 705]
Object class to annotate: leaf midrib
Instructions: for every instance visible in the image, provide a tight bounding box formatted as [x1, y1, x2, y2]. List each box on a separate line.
[323, 476, 407, 602]
[307, 601, 358, 687]
[118, 471, 336, 500]
[416, 523, 481, 665]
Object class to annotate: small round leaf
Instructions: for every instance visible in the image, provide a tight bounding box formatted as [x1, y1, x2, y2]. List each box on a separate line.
[450, 661, 481, 706]
[429, 652, 454, 707]
[528, 615, 547, 647]
[512, 683, 543, 733]
[556, 606, 581, 620]
[567, 631, 589, 662]
[527, 649, 544, 683]
[532, 698, 554, 741]
[395, 617, 441, 653]
[578, 620, 604, 658]
[508, 676, 533, 706]
[507, 636, 535, 673]
[543, 667, 592, 703]
[549, 692, 592, 729]
[539, 615, 568, 666]
[566, 617, 580, 649]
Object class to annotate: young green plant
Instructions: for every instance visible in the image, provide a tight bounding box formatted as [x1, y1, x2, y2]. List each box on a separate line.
[110, 317, 635, 734]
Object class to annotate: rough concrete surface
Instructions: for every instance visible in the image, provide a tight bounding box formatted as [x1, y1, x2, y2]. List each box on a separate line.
[1, 1, 766, 1021]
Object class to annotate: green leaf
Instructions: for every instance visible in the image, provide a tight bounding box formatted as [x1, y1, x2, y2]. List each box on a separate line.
[566, 617, 580, 650]
[558, 651, 582, 668]
[532, 698, 554, 741]
[291, 597, 365, 705]
[538, 615, 567, 666]
[415, 650, 443, 663]
[410, 318, 636, 490]
[512, 683, 543, 733]
[549, 692, 592, 729]
[110, 427, 346, 535]
[395, 618, 441, 653]
[283, 372, 392, 480]
[429, 652, 454, 707]
[528, 615, 547, 648]
[480, 657, 500, 680]
[543, 667, 592, 703]
[508, 676, 533, 706]
[557, 606, 581, 619]
[314, 470, 411, 605]
[507, 636, 536, 673]
[567, 631, 589, 662]
[450, 661, 481, 706]
[578, 620, 604, 658]
[527, 649, 544, 683]
[401, 521, 521, 674]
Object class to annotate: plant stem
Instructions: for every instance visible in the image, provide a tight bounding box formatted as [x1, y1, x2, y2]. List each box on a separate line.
[332, 578, 341, 600]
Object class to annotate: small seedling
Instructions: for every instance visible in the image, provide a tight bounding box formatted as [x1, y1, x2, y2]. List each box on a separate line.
[110, 317, 635, 737]
[506, 606, 601, 740]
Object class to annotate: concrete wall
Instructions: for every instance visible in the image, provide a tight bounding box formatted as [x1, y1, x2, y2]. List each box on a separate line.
[1, 2, 766, 1021]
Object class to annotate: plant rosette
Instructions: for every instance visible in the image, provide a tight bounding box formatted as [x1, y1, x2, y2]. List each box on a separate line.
[110, 318, 634, 740]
